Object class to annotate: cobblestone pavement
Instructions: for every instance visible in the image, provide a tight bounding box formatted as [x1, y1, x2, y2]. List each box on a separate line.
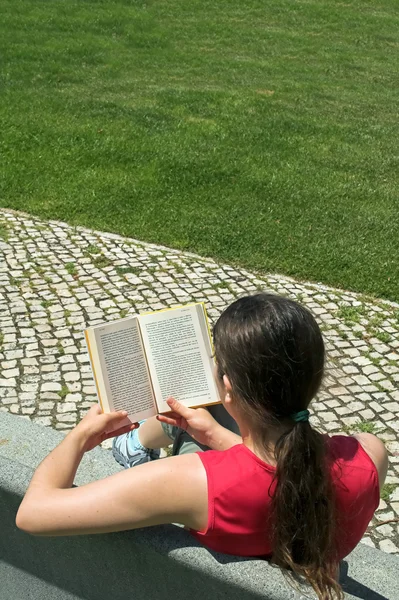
[1, 209, 398, 552]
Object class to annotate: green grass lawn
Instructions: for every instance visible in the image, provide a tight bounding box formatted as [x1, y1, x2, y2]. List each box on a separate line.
[1, 0, 398, 300]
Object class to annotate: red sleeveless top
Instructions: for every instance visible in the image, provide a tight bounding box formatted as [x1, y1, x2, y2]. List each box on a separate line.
[190, 436, 379, 559]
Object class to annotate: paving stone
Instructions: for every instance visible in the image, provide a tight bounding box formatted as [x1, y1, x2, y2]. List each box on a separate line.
[359, 409, 375, 420]
[1, 368, 19, 378]
[353, 375, 371, 386]
[68, 382, 82, 392]
[369, 401, 384, 413]
[1, 208, 399, 554]
[342, 416, 362, 427]
[82, 385, 96, 395]
[40, 401, 55, 410]
[65, 393, 82, 403]
[57, 413, 77, 423]
[323, 421, 341, 432]
[369, 372, 385, 382]
[40, 382, 62, 392]
[33, 416, 53, 427]
[330, 387, 347, 396]
[63, 371, 80, 382]
[375, 511, 395, 522]
[54, 329, 71, 338]
[39, 392, 60, 401]
[79, 401, 95, 409]
[59, 355, 75, 364]
[361, 537, 376, 548]
[41, 339, 58, 347]
[57, 402, 77, 413]
[347, 401, 366, 412]
[363, 365, 380, 376]
[42, 373, 62, 383]
[19, 392, 36, 402]
[0, 378, 17, 387]
[383, 402, 399, 413]
[61, 363, 78, 372]
[40, 356, 57, 364]
[64, 345, 79, 354]
[81, 298, 96, 307]
[21, 358, 38, 366]
[4, 350, 23, 360]
[41, 365, 58, 373]
[342, 365, 359, 375]
[20, 328, 35, 337]
[379, 539, 399, 553]
[319, 412, 338, 423]
[1, 360, 17, 370]
[324, 400, 340, 409]
[335, 406, 352, 416]
[376, 524, 394, 536]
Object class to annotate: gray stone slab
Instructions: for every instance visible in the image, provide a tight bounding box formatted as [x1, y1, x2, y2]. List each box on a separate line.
[1, 412, 399, 600]
[0, 411, 120, 486]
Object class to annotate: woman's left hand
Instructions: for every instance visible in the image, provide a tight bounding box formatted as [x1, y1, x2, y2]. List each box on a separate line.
[73, 404, 139, 452]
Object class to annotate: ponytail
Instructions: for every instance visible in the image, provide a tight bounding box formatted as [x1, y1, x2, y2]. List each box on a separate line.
[213, 293, 343, 599]
[270, 421, 343, 599]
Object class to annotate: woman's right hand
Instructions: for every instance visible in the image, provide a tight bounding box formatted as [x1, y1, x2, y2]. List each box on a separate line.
[156, 397, 221, 448]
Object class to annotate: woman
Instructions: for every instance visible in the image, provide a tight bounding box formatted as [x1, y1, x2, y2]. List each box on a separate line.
[16, 294, 388, 600]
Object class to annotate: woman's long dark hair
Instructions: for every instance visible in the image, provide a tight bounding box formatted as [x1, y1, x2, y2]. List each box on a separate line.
[213, 293, 343, 600]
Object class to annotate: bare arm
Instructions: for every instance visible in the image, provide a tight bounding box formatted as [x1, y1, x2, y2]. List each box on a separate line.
[16, 407, 208, 536]
[354, 433, 388, 491]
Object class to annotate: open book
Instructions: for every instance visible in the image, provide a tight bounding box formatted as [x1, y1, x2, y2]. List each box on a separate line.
[84, 303, 221, 424]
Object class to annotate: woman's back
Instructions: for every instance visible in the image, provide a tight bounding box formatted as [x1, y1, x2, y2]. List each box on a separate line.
[191, 435, 379, 560]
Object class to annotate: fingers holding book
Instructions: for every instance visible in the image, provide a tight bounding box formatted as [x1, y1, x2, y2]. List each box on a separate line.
[156, 397, 191, 431]
[156, 397, 220, 447]
[75, 404, 140, 452]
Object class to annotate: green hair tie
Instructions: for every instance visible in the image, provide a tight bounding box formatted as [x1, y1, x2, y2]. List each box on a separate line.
[291, 410, 310, 423]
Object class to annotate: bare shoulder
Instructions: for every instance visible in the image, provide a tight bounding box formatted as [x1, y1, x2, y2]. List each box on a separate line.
[353, 433, 388, 489]
[119, 452, 209, 529]
[353, 432, 387, 461]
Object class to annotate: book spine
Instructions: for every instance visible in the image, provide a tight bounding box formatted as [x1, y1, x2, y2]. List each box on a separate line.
[84, 329, 104, 412]
[201, 302, 215, 355]
[136, 321, 157, 410]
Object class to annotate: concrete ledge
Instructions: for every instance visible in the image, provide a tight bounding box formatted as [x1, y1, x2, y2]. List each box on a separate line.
[1, 412, 398, 600]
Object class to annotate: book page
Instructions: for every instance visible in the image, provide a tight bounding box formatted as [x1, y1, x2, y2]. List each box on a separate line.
[92, 318, 156, 422]
[139, 304, 220, 413]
